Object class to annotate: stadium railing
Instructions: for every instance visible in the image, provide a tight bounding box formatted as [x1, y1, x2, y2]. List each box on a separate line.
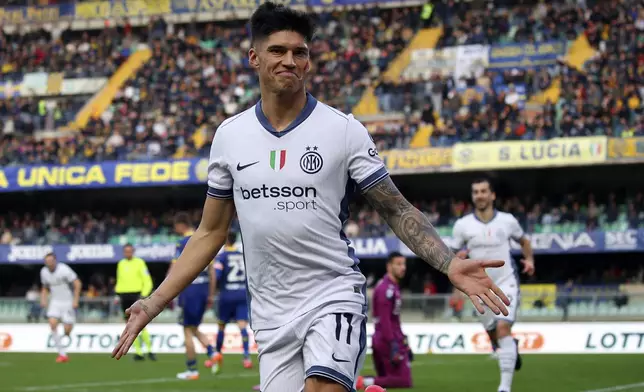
[1, 292, 643, 324]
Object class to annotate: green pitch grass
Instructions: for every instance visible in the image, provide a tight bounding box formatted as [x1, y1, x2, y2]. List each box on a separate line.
[1, 353, 643, 392]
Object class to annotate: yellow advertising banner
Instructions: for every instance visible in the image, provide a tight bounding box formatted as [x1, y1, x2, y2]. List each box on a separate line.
[379, 148, 452, 173]
[520, 284, 557, 310]
[75, 0, 171, 20]
[452, 137, 607, 171]
[608, 137, 644, 159]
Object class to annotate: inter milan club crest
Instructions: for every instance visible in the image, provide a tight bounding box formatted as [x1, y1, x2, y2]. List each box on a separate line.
[300, 146, 323, 174]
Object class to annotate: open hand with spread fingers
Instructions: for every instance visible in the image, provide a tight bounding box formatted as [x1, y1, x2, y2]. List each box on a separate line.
[111, 297, 163, 360]
[447, 258, 511, 315]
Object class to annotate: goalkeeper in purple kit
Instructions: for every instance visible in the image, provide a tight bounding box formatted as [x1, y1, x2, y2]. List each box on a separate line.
[357, 252, 412, 390]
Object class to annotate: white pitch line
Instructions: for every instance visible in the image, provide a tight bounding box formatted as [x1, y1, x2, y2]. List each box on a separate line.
[137, 390, 239, 392]
[17, 378, 177, 392]
[103, 386, 244, 392]
[16, 372, 257, 392]
[581, 382, 644, 392]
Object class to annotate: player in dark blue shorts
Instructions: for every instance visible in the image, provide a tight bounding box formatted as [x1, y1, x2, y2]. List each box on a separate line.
[208, 231, 252, 373]
[172, 212, 216, 380]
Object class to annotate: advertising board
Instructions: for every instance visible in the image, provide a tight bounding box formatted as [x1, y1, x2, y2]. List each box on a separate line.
[1, 323, 642, 354]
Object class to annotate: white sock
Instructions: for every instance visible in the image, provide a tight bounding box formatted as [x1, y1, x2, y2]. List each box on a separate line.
[497, 336, 517, 392]
[51, 330, 66, 356]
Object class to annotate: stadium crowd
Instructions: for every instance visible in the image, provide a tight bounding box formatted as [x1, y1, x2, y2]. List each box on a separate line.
[377, 0, 644, 147]
[1, 7, 421, 163]
[0, 1, 642, 163]
[1, 191, 643, 246]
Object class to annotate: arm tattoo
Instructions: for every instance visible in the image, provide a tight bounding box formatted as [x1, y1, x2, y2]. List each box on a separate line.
[364, 177, 455, 274]
[139, 300, 155, 319]
[140, 294, 165, 319]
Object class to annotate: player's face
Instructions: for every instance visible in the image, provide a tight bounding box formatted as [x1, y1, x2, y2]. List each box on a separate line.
[249, 30, 310, 95]
[44, 255, 56, 271]
[471, 181, 495, 211]
[173, 223, 185, 235]
[123, 246, 134, 259]
[389, 256, 407, 280]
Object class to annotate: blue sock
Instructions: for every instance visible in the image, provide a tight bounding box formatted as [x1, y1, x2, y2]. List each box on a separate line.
[206, 344, 215, 358]
[240, 328, 250, 359]
[186, 359, 197, 371]
[216, 329, 225, 353]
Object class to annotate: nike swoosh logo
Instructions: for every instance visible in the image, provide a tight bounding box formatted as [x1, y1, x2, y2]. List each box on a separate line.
[237, 161, 259, 171]
[332, 353, 350, 363]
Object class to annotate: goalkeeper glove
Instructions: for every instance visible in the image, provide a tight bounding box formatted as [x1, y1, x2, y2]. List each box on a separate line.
[390, 342, 405, 366]
[403, 335, 413, 362]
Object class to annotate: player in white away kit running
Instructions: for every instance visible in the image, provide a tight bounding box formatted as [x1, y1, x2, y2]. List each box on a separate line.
[452, 178, 535, 392]
[40, 252, 82, 363]
[112, 3, 511, 391]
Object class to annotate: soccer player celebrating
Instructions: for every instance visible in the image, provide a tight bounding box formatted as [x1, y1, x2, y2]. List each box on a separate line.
[40, 252, 81, 363]
[112, 3, 510, 391]
[208, 231, 252, 373]
[115, 244, 156, 361]
[357, 252, 412, 389]
[172, 212, 217, 380]
[452, 178, 536, 392]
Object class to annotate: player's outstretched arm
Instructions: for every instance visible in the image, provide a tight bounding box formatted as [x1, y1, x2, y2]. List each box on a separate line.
[72, 278, 82, 309]
[155, 197, 234, 302]
[364, 177, 510, 315]
[111, 197, 235, 359]
[364, 177, 454, 273]
[518, 236, 536, 275]
[40, 285, 49, 309]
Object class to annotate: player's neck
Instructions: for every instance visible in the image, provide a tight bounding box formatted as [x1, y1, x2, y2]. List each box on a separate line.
[260, 88, 307, 132]
[387, 272, 399, 284]
[475, 208, 496, 223]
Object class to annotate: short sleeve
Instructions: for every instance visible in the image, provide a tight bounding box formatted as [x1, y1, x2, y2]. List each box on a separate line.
[508, 216, 526, 242]
[345, 115, 389, 193]
[207, 127, 233, 199]
[63, 264, 78, 283]
[451, 220, 466, 250]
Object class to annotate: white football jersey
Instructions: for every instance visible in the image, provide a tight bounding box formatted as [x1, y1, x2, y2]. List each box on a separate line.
[207, 94, 387, 330]
[452, 211, 525, 285]
[40, 262, 78, 303]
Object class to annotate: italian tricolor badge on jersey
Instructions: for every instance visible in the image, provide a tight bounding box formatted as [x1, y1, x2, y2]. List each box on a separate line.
[269, 149, 287, 171]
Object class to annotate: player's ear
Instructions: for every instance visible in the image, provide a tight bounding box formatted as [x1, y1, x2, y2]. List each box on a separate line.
[304, 60, 311, 73]
[249, 47, 260, 69]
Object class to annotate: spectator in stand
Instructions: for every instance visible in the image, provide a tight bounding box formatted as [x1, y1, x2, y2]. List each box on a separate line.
[449, 287, 465, 321]
[423, 274, 438, 318]
[25, 284, 42, 323]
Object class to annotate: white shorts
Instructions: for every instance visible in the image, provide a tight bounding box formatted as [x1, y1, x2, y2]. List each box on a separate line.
[255, 302, 367, 392]
[478, 278, 520, 331]
[46, 302, 76, 325]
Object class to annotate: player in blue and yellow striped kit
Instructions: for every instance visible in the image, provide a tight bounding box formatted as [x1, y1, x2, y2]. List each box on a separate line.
[172, 212, 216, 380]
[208, 231, 252, 373]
